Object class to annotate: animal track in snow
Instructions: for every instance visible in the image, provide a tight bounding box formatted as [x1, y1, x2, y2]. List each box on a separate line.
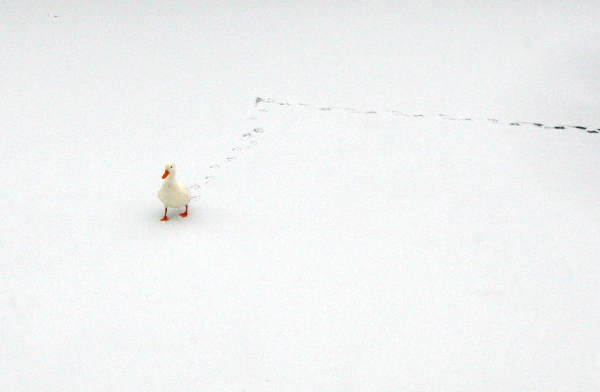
[190, 93, 598, 201]
[188, 94, 598, 202]
[188, 106, 269, 198]
[256, 96, 598, 134]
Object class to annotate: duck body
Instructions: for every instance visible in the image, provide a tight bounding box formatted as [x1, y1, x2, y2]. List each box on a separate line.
[157, 162, 191, 221]
[158, 180, 191, 208]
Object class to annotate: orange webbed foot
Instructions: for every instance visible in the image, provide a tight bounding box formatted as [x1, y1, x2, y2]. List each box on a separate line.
[179, 205, 188, 218]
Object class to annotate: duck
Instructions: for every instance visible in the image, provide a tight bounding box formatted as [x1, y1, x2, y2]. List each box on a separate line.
[157, 162, 191, 221]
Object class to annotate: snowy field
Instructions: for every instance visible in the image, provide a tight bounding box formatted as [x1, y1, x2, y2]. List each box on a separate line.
[1, 1, 600, 391]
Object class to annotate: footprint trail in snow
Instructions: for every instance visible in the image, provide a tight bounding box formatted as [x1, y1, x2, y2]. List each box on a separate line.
[188, 95, 598, 201]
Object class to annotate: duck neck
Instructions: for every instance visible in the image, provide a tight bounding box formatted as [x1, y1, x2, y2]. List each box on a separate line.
[165, 172, 177, 184]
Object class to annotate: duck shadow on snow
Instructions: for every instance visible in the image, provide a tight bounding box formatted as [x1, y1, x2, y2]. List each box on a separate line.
[140, 205, 203, 226]
[145, 203, 230, 230]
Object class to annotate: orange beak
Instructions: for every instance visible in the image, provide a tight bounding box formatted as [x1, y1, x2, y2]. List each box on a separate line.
[162, 170, 170, 179]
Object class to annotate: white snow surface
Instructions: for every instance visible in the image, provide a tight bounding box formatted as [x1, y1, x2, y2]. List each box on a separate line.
[1, 1, 600, 391]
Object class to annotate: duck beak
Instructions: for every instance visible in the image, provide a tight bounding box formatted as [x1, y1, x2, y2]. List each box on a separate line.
[162, 170, 170, 179]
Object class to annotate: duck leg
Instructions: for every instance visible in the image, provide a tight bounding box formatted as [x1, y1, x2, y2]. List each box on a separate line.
[161, 208, 169, 221]
[180, 205, 188, 218]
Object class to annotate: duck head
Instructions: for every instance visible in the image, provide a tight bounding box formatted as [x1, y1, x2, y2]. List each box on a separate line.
[162, 162, 176, 179]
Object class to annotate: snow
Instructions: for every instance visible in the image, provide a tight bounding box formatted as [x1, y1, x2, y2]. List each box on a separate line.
[1, 1, 599, 391]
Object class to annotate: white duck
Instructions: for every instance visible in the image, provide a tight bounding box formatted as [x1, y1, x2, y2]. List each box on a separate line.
[157, 162, 191, 221]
